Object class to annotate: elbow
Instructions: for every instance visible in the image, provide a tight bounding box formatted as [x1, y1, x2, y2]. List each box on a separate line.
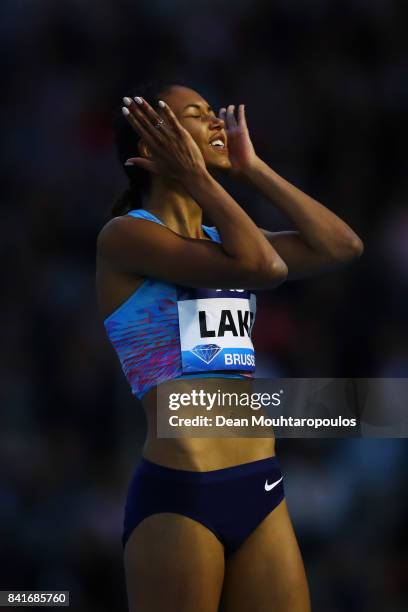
[331, 235, 364, 264]
[342, 236, 365, 262]
[351, 237, 364, 258]
[255, 257, 288, 288]
[269, 259, 288, 285]
[240, 254, 288, 289]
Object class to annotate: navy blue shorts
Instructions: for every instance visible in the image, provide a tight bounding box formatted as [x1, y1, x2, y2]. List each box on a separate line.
[122, 455, 285, 557]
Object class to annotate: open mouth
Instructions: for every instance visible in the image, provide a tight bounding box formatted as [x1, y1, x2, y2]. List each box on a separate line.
[209, 132, 227, 151]
[210, 139, 225, 148]
[209, 137, 227, 152]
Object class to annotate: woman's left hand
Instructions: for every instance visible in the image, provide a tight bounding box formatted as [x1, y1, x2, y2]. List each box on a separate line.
[219, 104, 259, 175]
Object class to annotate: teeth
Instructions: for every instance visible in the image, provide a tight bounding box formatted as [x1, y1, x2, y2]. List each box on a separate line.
[210, 139, 224, 147]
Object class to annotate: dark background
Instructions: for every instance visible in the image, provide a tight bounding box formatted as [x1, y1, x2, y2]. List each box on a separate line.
[1, 0, 407, 610]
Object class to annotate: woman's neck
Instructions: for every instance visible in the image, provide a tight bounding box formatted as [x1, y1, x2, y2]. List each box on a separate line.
[143, 176, 206, 239]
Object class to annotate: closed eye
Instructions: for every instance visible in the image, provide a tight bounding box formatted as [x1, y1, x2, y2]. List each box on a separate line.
[185, 112, 217, 120]
[182, 103, 216, 119]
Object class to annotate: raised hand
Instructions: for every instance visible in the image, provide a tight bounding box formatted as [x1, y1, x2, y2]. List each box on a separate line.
[219, 104, 259, 175]
[122, 96, 207, 182]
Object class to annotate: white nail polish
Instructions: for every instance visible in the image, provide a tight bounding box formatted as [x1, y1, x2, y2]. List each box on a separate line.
[134, 97, 143, 104]
[122, 107, 130, 116]
[124, 161, 133, 166]
[123, 97, 132, 106]
[158, 100, 165, 108]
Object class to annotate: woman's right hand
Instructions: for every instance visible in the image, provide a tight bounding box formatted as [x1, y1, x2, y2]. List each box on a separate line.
[122, 96, 208, 183]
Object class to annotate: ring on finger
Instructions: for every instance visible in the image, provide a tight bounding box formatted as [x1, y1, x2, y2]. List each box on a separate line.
[155, 119, 165, 129]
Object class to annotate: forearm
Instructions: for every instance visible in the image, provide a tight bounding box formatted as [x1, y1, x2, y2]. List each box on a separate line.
[244, 158, 364, 259]
[183, 169, 287, 273]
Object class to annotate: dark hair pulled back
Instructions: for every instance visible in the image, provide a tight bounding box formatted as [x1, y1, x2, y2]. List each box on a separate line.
[110, 79, 174, 219]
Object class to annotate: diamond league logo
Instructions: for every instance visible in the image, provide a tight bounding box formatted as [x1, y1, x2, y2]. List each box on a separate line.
[190, 344, 222, 364]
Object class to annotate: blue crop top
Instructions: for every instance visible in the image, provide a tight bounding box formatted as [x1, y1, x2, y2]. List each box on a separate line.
[103, 209, 256, 399]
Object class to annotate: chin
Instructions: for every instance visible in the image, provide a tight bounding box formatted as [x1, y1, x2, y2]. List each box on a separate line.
[206, 157, 232, 173]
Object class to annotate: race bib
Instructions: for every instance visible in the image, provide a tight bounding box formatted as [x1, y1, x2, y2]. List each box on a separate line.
[177, 288, 256, 373]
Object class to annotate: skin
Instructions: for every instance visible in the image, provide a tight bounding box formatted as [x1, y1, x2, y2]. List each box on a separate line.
[96, 84, 363, 611]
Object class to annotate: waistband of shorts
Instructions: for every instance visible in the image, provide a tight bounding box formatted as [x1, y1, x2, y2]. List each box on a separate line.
[137, 455, 281, 484]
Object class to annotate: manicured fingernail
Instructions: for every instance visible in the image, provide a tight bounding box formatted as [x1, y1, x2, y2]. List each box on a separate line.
[123, 97, 132, 106]
[124, 161, 133, 166]
[134, 96, 143, 104]
[158, 100, 166, 108]
[122, 107, 130, 116]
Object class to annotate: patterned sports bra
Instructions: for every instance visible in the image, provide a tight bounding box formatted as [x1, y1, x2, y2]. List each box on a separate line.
[103, 209, 257, 399]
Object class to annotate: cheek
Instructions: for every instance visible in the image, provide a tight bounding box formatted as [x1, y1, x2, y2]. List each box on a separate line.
[179, 119, 204, 142]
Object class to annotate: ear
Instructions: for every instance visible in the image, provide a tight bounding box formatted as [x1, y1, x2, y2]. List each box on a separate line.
[138, 140, 152, 159]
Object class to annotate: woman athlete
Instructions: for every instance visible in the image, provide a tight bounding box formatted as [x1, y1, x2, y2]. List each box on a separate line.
[96, 81, 363, 612]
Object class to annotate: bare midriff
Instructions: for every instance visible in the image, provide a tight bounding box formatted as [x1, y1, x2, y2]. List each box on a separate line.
[140, 377, 276, 472]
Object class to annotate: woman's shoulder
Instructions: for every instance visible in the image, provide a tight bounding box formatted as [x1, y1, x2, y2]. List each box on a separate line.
[96, 212, 175, 284]
[97, 212, 160, 254]
[97, 215, 132, 253]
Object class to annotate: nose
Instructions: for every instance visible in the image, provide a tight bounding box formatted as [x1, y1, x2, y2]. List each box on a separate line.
[210, 115, 224, 127]
[208, 114, 224, 129]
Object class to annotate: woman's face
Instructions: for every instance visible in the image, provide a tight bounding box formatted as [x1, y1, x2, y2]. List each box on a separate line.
[161, 85, 232, 172]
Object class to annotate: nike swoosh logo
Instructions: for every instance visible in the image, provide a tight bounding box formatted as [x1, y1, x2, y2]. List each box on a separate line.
[264, 476, 283, 492]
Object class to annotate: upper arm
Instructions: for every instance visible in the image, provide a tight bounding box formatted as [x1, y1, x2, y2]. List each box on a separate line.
[96, 217, 286, 290]
[261, 229, 351, 281]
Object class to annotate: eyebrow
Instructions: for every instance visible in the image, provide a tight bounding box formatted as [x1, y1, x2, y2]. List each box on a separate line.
[182, 103, 214, 113]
